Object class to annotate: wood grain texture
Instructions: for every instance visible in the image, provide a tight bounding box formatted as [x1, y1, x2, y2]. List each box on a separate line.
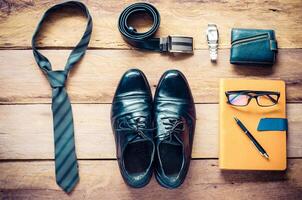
[0, 49, 302, 104]
[1, 103, 301, 160]
[0, 160, 302, 200]
[0, 0, 302, 49]
[1, 0, 302, 198]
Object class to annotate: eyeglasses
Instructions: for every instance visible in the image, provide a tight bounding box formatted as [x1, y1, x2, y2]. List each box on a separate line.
[225, 90, 280, 107]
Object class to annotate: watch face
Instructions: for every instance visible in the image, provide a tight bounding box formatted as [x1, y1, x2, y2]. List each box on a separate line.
[208, 29, 218, 41]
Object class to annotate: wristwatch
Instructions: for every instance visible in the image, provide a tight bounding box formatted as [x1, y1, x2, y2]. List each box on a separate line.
[206, 24, 219, 61]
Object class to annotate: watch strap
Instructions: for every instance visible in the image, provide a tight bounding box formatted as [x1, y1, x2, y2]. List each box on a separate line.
[209, 43, 218, 61]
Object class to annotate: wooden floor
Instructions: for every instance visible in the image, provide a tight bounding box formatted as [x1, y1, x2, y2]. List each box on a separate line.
[1, 0, 302, 199]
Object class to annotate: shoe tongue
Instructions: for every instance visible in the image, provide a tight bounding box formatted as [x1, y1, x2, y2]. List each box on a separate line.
[162, 136, 182, 146]
[129, 135, 148, 144]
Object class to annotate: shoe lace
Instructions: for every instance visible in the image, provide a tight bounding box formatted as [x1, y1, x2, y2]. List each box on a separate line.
[157, 117, 185, 142]
[116, 116, 152, 140]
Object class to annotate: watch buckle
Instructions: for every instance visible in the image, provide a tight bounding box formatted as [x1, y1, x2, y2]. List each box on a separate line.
[160, 36, 193, 54]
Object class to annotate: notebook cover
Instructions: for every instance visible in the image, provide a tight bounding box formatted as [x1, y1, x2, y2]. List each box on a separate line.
[219, 79, 286, 170]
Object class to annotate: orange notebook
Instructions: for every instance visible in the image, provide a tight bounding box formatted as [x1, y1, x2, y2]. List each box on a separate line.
[219, 79, 287, 170]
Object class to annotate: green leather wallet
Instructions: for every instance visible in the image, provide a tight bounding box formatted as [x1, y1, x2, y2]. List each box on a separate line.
[230, 28, 278, 65]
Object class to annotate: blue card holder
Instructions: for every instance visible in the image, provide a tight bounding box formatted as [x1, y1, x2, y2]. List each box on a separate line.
[257, 118, 288, 131]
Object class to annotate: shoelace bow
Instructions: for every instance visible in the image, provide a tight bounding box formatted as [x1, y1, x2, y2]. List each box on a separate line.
[157, 117, 185, 142]
[116, 116, 154, 141]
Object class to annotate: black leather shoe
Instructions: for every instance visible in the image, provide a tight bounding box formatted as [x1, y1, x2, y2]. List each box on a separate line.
[154, 70, 196, 189]
[111, 69, 155, 188]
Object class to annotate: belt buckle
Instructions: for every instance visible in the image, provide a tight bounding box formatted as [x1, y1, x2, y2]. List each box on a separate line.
[160, 36, 193, 54]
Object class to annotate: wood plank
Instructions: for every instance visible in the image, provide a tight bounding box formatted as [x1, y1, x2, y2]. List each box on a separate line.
[0, 103, 301, 160]
[0, 49, 302, 104]
[0, 159, 302, 199]
[0, 0, 302, 49]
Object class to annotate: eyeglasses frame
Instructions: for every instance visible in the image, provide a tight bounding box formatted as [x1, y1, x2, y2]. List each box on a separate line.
[225, 90, 280, 107]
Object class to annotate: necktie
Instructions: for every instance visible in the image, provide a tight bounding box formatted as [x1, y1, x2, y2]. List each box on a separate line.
[32, 1, 92, 193]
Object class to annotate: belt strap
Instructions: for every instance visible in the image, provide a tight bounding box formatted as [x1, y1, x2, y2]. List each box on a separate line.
[118, 3, 193, 54]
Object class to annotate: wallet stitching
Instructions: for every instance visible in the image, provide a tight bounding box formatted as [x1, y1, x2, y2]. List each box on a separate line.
[231, 33, 269, 45]
[231, 38, 269, 48]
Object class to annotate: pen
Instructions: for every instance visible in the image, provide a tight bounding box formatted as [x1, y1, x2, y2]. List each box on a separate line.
[234, 117, 269, 159]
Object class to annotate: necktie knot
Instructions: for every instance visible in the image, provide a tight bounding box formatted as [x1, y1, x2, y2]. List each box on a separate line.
[47, 70, 68, 88]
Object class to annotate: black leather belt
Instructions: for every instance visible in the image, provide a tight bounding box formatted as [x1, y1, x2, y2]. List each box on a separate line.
[118, 3, 193, 54]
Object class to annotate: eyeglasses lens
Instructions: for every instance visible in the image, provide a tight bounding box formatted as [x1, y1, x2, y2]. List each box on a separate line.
[257, 94, 278, 106]
[228, 94, 249, 106]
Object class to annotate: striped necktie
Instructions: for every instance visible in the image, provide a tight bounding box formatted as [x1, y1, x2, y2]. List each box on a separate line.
[32, 1, 92, 193]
